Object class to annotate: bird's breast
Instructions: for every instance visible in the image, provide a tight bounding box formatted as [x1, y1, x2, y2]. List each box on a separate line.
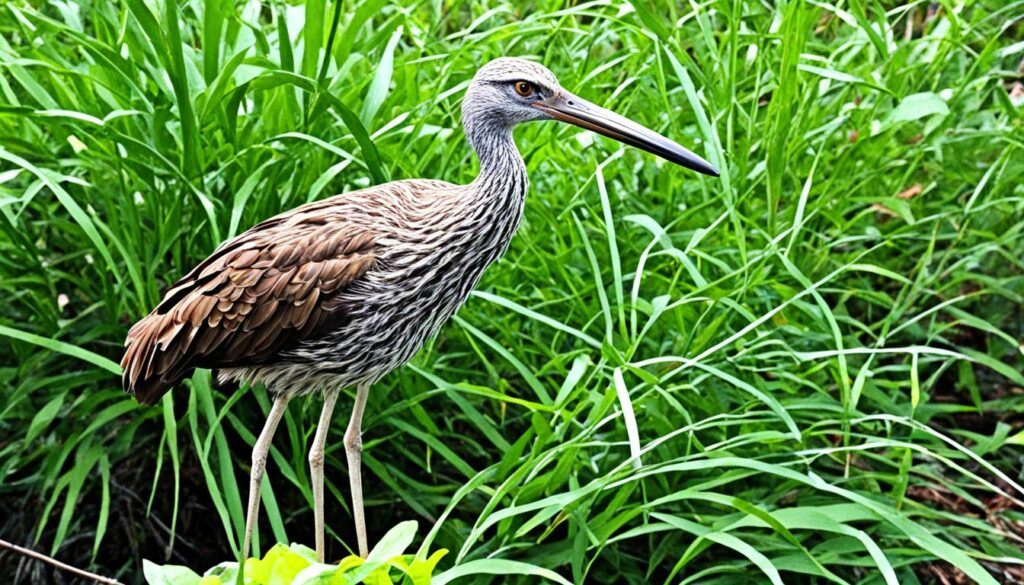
[384, 191, 527, 333]
[285, 180, 528, 385]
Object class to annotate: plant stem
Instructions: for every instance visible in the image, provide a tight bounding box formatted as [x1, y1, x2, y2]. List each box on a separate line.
[0, 538, 124, 585]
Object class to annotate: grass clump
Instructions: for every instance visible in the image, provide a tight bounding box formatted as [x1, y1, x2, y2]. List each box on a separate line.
[1, 0, 1024, 584]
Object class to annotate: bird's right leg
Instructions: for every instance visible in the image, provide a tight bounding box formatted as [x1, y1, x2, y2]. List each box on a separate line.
[243, 395, 290, 561]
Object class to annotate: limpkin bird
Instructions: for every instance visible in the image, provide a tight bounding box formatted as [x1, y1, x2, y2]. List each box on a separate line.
[121, 57, 718, 561]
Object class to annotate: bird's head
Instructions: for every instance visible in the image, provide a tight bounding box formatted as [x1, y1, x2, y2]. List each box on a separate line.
[463, 57, 719, 177]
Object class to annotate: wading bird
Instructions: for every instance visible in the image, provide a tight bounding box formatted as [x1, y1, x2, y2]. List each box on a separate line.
[121, 57, 718, 562]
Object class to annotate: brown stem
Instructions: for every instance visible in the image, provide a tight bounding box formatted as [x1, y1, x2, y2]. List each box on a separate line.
[0, 538, 123, 585]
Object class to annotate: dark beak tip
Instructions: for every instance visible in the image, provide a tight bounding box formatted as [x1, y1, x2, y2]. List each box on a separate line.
[683, 157, 719, 177]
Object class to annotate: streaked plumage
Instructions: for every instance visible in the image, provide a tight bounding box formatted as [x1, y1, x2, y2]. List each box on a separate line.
[122, 57, 717, 561]
[122, 175, 524, 403]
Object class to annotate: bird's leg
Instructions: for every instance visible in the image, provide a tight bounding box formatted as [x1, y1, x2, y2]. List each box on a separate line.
[309, 388, 340, 562]
[344, 382, 371, 557]
[243, 395, 290, 561]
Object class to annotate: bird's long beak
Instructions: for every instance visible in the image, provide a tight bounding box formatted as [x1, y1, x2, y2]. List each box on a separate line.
[533, 92, 719, 177]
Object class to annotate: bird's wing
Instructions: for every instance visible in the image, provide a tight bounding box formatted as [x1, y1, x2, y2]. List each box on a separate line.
[121, 212, 377, 404]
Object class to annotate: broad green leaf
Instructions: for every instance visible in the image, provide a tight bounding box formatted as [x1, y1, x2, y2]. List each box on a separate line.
[389, 549, 449, 585]
[366, 521, 418, 562]
[244, 543, 310, 585]
[143, 560, 202, 585]
[889, 92, 949, 124]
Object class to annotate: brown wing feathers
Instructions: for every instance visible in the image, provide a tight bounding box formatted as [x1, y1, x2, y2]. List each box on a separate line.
[122, 221, 376, 404]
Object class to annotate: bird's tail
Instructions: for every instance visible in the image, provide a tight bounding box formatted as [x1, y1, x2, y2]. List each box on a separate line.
[121, 312, 190, 405]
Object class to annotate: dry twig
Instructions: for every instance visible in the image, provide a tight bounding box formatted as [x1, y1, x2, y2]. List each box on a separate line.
[0, 538, 124, 585]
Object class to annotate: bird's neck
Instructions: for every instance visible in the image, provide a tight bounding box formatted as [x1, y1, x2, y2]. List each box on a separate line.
[467, 122, 528, 205]
[446, 121, 528, 269]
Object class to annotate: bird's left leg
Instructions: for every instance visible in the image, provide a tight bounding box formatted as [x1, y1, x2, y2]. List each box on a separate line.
[344, 382, 371, 558]
[309, 388, 340, 563]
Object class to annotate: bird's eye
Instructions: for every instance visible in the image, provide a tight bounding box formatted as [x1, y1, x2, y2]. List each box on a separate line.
[514, 81, 534, 97]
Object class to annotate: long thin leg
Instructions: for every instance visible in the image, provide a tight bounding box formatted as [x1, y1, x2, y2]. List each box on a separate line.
[243, 395, 290, 560]
[309, 389, 340, 562]
[344, 382, 371, 557]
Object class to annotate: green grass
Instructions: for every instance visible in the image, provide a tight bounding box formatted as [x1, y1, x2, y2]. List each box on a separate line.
[2, 0, 1024, 583]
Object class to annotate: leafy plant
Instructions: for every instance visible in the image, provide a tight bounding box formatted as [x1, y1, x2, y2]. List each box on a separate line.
[142, 522, 560, 585]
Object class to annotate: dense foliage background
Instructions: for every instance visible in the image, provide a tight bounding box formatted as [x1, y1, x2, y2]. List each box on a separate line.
[1, 0, 1023, 583]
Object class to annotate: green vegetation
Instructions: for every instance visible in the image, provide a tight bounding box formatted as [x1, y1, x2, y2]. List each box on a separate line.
[144, 522, 457, 585]
[2, 0, 1023, 583]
